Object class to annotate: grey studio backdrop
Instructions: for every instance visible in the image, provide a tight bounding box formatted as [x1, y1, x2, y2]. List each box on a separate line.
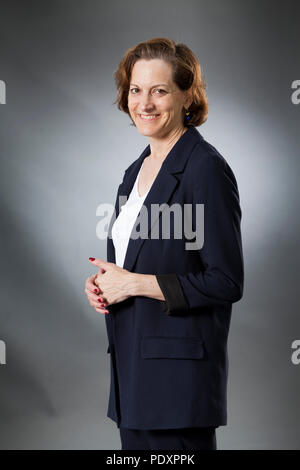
[0, 0, 299, 450]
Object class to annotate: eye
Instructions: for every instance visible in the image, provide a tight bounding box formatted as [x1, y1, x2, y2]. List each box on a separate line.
[129, 88, 166, 95]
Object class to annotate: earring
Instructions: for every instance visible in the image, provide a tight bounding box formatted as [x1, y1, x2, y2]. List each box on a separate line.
[185, 109, 191, 121]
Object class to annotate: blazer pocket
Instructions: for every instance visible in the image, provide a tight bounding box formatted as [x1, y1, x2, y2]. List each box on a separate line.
[141, 336, 204, 360]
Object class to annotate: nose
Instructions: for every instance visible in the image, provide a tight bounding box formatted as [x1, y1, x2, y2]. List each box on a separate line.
[138, 92, 156, 112]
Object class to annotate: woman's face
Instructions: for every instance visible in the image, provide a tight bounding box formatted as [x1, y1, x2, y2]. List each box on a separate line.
[128, 58, 189, 138]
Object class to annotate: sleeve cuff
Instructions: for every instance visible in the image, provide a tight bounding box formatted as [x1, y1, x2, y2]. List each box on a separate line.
[155, 274, 189, 315]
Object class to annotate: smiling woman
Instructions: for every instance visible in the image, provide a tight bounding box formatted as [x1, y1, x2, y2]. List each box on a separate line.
[127, 59, 191, 136]
[113, 37, 208, 131]
[84, 37, 244, 451]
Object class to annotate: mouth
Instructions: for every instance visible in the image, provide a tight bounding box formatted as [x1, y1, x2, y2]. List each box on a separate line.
[138, 114, 161, 121]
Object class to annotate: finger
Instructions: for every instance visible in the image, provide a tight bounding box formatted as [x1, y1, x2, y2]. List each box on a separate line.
[92, 298, 108, 309]
[88, 295, 108, 313]
[86, 276, 104, 296]
[88, 257, 109, 271]
[86, 273, 97, 285]
[95, 305, 109, 314]
[85, 289, 105, 303]
[94, 281, 105, 296]
[86, 275, 96, 289]
[85, 285, 104, 302]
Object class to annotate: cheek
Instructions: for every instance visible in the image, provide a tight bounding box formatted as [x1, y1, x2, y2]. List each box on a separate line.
[128, 96, 138, 106]
[161, 102, 177, 113]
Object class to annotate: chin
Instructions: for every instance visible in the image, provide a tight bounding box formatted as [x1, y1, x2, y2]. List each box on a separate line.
[137, 126, 162, 136]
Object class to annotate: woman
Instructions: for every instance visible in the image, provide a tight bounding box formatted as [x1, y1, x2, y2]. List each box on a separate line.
[84, 37, 244, 450]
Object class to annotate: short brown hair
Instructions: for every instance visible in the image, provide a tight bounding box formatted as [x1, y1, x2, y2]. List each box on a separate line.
[113, 37, 208, 127]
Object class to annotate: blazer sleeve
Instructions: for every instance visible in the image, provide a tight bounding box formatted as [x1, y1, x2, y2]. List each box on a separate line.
[155, 154, 244, 315]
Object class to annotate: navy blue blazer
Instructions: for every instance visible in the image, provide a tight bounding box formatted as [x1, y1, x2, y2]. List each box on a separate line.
[104, 125, 244, 430]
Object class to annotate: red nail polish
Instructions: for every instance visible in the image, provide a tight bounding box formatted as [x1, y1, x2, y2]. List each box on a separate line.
[89, 257, 95, 261]
[101, 303, 105, 307]
[98, 299, 102, 303]
[94, 289, 98, 293]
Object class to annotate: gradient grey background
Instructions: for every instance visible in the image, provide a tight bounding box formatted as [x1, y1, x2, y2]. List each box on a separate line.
[0, 0, 299, 450]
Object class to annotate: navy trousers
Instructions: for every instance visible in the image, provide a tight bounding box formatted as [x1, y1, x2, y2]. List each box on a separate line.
[119, 426, 217, 450]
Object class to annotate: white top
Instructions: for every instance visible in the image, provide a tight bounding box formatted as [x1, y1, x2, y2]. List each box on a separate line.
[112, 164, 150, 268]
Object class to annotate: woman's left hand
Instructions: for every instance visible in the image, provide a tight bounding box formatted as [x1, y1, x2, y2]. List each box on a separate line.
[88, 258, 136, 306]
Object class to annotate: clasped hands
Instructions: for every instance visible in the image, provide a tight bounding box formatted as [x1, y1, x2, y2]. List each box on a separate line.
[84, 257, 136, 315]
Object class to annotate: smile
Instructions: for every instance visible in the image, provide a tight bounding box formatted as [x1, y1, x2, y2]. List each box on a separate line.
[139, 114, 161, 121]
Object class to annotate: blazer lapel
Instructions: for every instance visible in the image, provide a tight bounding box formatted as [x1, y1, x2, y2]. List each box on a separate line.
[122, 167, 178, 272]
[106, 144, 150, 264]
[107, 126, 203, 271]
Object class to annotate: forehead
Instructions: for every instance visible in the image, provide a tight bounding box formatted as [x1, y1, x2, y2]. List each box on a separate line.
[130, 59, 173, 85]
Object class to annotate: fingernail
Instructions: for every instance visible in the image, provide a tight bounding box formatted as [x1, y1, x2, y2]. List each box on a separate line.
[98, 299, 102, 303]
[89, 257, 95, 261]
[104, 311, 109, 314]
[101, 303, 105, 307]
[94, 289, 98, 293]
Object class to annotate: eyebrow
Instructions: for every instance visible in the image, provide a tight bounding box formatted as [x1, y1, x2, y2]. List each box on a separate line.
[130, 83, 169, 88]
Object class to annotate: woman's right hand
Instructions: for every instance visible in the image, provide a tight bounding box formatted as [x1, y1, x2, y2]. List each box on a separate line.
[84, 273, 109, 314]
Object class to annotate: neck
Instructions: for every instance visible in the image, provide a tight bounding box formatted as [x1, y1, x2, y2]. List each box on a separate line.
[147, 126, 188, 163]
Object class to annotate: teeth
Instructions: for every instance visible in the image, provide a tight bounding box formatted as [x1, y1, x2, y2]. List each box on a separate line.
[140, 114, 160, 120]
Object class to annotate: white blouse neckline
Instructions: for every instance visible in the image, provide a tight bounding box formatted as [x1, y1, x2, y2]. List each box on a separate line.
[135, 162, 150, 199]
